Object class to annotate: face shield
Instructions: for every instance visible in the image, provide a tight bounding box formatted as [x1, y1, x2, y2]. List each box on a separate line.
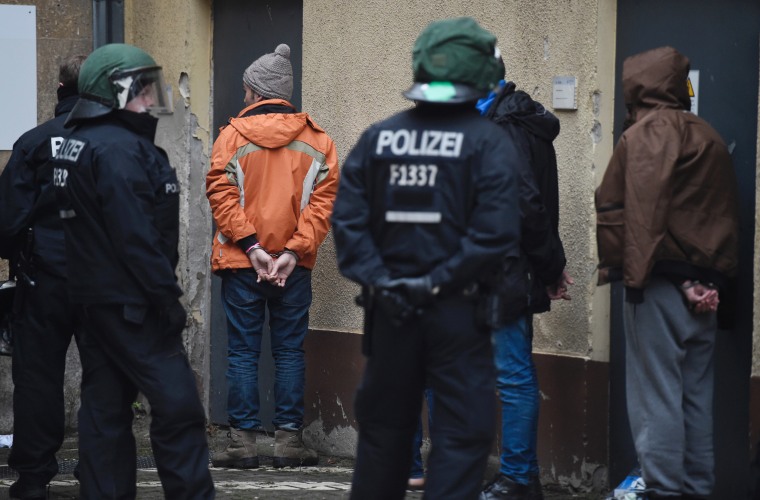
[111, 66, 173, 115]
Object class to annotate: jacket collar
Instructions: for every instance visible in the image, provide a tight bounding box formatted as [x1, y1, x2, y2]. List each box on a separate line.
[237, 99, 296, 118]
[55, 92, 80, 117]
[112, 110, 159, 142]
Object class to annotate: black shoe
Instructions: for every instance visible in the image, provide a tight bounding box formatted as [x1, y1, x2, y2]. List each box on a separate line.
[480, 474, 531, 500]
[9, 479, 47, 500]
[528, 475, 544, 500]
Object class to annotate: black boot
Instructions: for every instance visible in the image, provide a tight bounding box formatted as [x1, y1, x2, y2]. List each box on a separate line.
[9, 478, 47, 500]
[480, 474, 531, 500]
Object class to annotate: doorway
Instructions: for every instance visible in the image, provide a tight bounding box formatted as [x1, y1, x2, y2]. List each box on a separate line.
[610, 2, 760, 498]
[209, 0, 304, 428]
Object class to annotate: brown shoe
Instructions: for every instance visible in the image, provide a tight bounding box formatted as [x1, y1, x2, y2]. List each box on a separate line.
[273, 429, 318, 468]
[211, 428, 258, 469]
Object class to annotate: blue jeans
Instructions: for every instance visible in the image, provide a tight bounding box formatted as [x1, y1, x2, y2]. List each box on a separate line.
[409, 389, 434, 479]
[493, 314, 539, 484]
[221, 266, 312, 431]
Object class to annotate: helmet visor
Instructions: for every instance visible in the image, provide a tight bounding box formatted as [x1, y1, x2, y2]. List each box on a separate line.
[112, 67, 173, 115]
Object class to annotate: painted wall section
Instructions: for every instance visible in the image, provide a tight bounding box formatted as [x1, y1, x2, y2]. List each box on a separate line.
[302, 0, 617, 361]
[589, 0, 616, 362]
[124, 0, 214, 404]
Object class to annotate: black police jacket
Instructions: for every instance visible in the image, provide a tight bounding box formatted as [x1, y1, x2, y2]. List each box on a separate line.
[0, 91, 79, 276]
[53, 110, 182, 306]
[486, 82, 566, 314]
[332, 103, 521, 297]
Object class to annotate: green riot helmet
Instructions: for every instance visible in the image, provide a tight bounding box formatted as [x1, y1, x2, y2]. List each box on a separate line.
[67, 43, 172, 122]
[403, 17, 505, 104]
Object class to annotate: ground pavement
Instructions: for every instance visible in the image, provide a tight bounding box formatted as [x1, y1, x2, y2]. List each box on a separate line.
[0, 422, 602, 499]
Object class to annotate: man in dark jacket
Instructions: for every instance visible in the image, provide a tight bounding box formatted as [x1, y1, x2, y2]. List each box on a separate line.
[479, 82, 571, 500]
[52, 44, 214, 499]
[0, 55, 85, 500]
[596, 46, 738, 499]
[333, 17, 522, 500]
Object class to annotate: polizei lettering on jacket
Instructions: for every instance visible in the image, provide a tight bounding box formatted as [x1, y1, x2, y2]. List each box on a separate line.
[51, 136, 65, 158]
[56, 138, 86, 163]
[376, 129, 464, 158]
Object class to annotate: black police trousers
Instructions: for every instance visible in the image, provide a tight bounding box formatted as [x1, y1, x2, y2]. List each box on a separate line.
[9, 268, 78, 485]
[76, 303, 214, 499]
[350, 295, 496, 500]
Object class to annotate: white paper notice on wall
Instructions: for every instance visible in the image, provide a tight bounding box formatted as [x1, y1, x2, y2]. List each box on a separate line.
[687, 70, 699, 115]
[552, 76, 577, 110]
[0, 5, 36, 150]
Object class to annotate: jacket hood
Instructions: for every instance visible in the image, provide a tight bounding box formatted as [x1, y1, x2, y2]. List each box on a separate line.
[622, 46, 691, 121]
[228, 99, 322, 148]
[486, 81, 560, 141]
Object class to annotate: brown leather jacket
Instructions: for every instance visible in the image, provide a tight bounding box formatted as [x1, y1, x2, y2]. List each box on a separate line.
[596, 46, 738, 290]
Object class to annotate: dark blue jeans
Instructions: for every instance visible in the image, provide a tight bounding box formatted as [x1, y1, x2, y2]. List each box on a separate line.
[492, 314, 539, 484]
[221, 266, 312, 431]
[410, 389, 434, 479]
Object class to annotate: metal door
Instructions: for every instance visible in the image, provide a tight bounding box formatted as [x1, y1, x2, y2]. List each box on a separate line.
[209, 0, 303, 428]
[611, 2, 759, 498]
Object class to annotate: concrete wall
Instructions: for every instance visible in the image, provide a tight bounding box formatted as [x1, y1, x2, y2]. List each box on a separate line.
[300, 0, 618, 489]
[0, 0, 92, 434]
[0, 0, 216, 432]
[124, 0, 214, 403]
[303, 0, 616, 364]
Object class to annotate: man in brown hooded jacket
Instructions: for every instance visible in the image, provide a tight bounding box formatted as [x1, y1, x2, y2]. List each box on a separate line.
[596, 46, 738, 499]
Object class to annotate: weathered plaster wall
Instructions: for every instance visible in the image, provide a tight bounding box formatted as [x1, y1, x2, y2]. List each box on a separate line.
[124, 0, 214, 404]
[590, 0, 616, 362]
[303, 0, 617, 361]
[0, 0, 91, 433]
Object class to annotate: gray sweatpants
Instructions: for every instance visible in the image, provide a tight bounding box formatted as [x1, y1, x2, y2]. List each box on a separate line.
[624, 276, 717, 498]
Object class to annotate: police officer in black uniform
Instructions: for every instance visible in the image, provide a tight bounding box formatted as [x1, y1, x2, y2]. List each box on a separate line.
[0, 54, 86, 500]
[332, 18, 524, 500]
[52, 44, 214, 499]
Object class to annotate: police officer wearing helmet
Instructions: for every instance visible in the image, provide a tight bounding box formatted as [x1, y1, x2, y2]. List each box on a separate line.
[52, 44, 214, 499]
[0, 54, 86, 500]
[332, 17, 524, 500]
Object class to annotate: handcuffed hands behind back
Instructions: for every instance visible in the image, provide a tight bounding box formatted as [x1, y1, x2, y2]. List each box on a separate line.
[248, 248, 297, 287]
[680, 280, 719, 314]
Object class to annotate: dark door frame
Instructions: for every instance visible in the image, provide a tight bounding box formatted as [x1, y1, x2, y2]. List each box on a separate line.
[209, 0, 304, 428]
[610, 2, 759, 498]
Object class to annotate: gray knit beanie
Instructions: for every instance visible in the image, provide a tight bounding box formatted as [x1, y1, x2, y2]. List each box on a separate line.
[243, 43, 293, 101]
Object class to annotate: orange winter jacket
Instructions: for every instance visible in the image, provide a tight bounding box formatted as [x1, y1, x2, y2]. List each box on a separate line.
[206, 99, 339, 271]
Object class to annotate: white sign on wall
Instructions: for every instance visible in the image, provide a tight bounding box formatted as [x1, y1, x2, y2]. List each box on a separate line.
[688, 69, 699, 115]
[0, 5, 36, 150]
[552, 76, 578, 110]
